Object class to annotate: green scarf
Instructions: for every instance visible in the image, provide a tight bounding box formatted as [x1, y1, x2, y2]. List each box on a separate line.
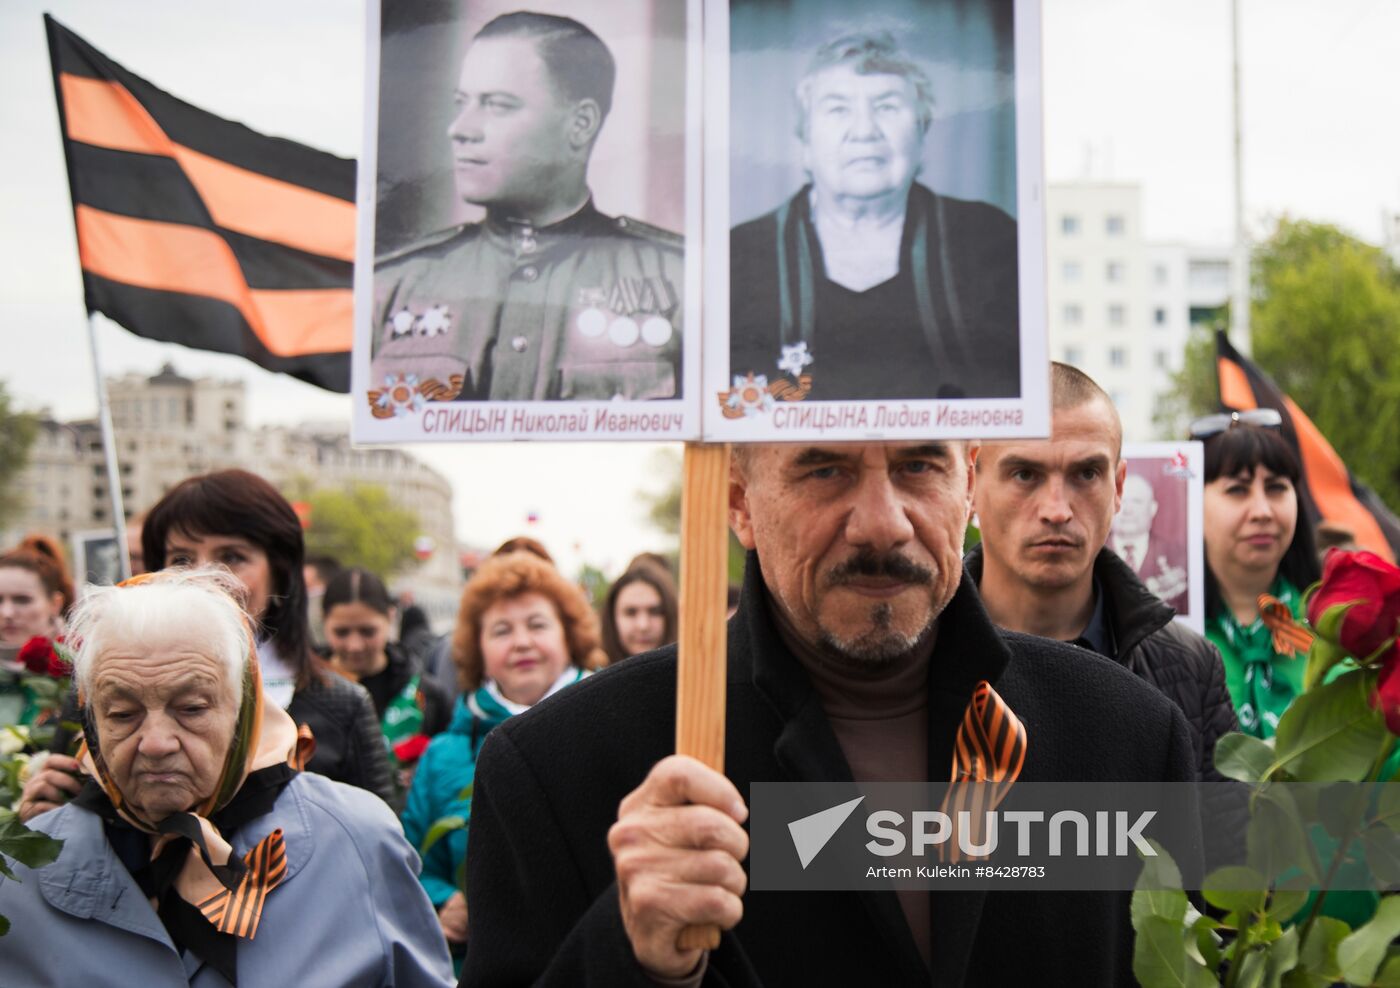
[1206, 576, 1307, 739]
[381, 673, 425, 763]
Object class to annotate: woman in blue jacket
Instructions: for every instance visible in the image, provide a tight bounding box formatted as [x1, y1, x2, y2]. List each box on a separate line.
[401, 549, 608, 964]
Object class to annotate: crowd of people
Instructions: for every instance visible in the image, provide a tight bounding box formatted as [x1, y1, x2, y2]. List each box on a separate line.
[0, 362, 1393, 985]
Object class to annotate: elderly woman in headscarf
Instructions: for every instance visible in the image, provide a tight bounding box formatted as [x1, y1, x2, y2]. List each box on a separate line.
[0, 568, 452, 988]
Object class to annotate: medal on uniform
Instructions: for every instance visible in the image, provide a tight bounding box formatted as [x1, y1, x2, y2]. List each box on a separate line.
[387, 307, 416, 339]
[609, 316, 640, 347]
[641, 315, 673, 347]
[576, 287, 608, 338]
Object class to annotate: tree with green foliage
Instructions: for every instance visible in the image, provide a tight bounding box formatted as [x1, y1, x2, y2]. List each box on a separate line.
[1156, 219, 1400, 511]
[636, 447, 746, 585]
[0, 384, 40, 532]
[282, 479, 420, 577]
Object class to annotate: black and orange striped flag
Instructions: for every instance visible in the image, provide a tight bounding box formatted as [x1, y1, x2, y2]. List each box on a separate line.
[1216, 330, 1400, 564]
[45, 17, 354, 393]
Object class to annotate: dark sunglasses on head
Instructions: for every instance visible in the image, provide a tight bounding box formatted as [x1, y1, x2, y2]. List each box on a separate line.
[1188, 407, 1283, 440]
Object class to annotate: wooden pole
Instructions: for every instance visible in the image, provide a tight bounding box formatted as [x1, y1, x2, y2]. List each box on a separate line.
[674, 442, 731, 951]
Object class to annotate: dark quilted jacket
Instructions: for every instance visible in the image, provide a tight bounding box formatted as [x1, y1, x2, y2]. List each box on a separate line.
[966, 544, 1247, 866]
[288, 670, 396, 806]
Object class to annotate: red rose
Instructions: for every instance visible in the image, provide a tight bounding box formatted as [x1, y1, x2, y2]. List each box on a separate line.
[18, 636, 70, 678]
[1373, 649, 1400, 735]
[393, 734, 431, 764]
[1307, 549, 1400, 659]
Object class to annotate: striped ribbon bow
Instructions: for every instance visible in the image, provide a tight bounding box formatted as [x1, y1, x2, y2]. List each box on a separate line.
[1258, 593, 1315, 657]
[938, 680, 1027, 864]
[194, 828, 288, 939]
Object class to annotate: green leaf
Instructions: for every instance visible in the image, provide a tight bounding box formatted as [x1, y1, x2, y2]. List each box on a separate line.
[1271, 670, 1390, 783]
[1133, 914, 1218, 988]
[1362, 824, 1400, 885]
[1282, 916, 1349, 988]
[1262, 925, 1300, 988]
[420, 815, 467, 855]
[1191, 912, 1224, 970]
[0, 912, 8, 937]
[1310, 600, 1360, 646]
[1247, 789, 1319, 884]
[1215, 733, 1278, 784]
[455, 783, 474, 802]
[1235, 947, 1268, 988]
[1263, 888, 1311, 923]
[1377, 783, 1400, 831]
[1316, 782, 1370, 842]
[0, 856, 16, 882]
[1304, 637, 1352, 691]
[0, 815, 64, 870]
[1133, 841, 1188, 930]
[1336, 895, 1400, 985]
[1202, 866, 1269, 914]
[1372, 949, 1400, 988]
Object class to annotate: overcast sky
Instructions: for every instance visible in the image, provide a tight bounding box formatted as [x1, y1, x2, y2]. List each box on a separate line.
[3, 0, 1398, 576]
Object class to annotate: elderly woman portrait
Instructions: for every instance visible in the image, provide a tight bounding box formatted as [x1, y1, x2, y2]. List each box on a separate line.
[728, 23, 1021, 401]
[0, 569, 452, 987]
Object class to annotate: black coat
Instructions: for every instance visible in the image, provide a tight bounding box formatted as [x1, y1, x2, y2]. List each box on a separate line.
[965, 544, 1246, 867]
[462, 562, 1198, 987]
[287, 670, 395, 805]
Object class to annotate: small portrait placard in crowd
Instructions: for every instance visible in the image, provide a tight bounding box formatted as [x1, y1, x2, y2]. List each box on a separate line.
[1112, 441, 1205, 634]
[702, 0, 1048, 441]
[352, 1, 703, 442]
[70, 528, 122, 588]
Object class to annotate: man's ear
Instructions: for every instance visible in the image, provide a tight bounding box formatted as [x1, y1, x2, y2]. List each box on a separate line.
[568, 99, 603, 150]
[728, 454, 757, 551]
[1113, 459, 1127, 515]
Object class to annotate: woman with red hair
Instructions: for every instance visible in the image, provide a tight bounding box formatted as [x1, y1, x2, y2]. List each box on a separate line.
[401, 550, 607, 965]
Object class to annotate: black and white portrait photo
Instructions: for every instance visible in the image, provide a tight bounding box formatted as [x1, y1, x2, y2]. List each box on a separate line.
[354, 1, 701, 442]
[703, 0, 1046, 441]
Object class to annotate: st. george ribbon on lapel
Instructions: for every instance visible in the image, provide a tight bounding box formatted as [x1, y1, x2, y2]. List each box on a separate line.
[938, 680, 1027, 864]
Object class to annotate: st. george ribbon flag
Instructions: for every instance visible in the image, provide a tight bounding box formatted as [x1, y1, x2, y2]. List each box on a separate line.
[1215, 329, 1400, 563]
[44, 16, 356, 393]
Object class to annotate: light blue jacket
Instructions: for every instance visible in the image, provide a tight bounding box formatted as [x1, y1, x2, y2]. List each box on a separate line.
[1, 772, 453, 987]
[400, 685, 513, 907]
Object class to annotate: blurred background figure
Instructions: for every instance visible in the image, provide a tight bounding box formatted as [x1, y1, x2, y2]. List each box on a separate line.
[18, 469, 395, 822]
[322, 566, 450, 795]
[1195, 412, 1319, 738]
[0, 535, 75, 728]
[123, 514, 146, 577]
[304, 553, 342, 649]
[600, 562, 677, 663]
[492, 535, 554, 563]
[1314, 519, 1360, 560]
[402, 550, 606, 969]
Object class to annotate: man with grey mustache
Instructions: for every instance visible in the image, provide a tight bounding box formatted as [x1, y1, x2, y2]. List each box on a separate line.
[460, 441, 1197, 987]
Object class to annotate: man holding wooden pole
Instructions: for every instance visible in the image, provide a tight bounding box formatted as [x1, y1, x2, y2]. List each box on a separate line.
[460, 440, 1198, 987]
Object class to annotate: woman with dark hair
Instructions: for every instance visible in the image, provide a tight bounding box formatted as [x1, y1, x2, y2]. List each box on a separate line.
[322, 567, 450, 786]
[599, 562, 678, 664]
[136, 470, 395, 801]
[1195, 412, 1320, 738]
[401, 551, 607, 964]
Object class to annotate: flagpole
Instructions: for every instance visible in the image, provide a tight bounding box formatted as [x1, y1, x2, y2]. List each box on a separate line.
[1230, 0, 1251, 356]
[85, 313, 131, 582]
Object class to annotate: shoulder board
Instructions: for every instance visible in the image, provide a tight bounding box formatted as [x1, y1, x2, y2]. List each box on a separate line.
[611, 215, 683, 249]
[375, 223, 479, 264]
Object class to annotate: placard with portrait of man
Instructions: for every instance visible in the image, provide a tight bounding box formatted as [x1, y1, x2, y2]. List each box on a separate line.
[702, 0, 1048, 441]
[352, 1, 702, 442]
[1111, 442, 1206, 634]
